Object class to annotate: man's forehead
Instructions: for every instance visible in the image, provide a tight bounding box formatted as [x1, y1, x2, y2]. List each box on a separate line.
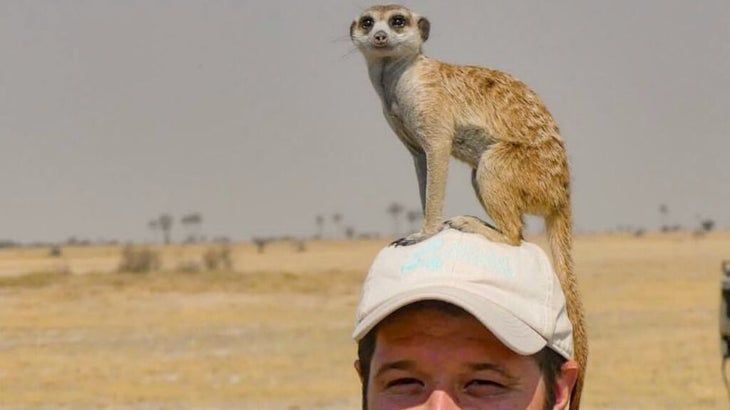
[375, 305, 501, 347]
[371, 311, 524, 381]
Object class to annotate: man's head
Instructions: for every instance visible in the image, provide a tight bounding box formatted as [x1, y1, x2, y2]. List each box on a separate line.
[352, 228, 578, 409]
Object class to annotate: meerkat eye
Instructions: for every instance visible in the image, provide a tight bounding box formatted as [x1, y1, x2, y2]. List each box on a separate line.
[360, 16, 374, 30]
[390, 15, 407, 28]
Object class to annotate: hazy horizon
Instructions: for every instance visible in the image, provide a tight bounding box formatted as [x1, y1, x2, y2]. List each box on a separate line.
[2, 1, 729, 244]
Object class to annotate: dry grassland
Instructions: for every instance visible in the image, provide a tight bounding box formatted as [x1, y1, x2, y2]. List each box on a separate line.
[1, 232, 729, 409]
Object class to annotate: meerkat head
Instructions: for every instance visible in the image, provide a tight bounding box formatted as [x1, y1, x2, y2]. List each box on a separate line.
[350, 5, 430, 59]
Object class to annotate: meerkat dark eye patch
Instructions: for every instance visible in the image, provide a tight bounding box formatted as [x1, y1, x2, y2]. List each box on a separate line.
[360, 16, 374, 30]
[389, 15, 407, 28]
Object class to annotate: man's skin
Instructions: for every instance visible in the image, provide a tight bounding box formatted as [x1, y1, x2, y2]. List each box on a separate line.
[355, 307, 578, 410]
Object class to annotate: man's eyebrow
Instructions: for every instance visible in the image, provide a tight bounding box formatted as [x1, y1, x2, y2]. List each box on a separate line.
[374, 360, 416, 378]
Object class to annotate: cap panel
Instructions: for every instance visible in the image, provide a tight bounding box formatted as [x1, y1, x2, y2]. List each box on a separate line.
[352, 285, 547, 355]
[353, 228, 574, 360]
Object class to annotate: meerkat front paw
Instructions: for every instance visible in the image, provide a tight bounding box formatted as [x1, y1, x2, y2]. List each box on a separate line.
[390, 230, 439, 247]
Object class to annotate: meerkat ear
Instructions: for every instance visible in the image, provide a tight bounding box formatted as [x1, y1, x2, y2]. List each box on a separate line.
[350, 20, 356, 38]
[417, 17, 430, 41]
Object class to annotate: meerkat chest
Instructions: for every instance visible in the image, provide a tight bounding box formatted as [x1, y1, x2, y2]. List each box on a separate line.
[380, 100, 421, 154]
[383, 92, 423, 149]
[368, 61, 424, 146]
[373, 73, 415, 121]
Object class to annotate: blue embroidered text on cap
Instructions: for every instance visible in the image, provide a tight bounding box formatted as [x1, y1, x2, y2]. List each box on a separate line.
[401, 237, 513, 276]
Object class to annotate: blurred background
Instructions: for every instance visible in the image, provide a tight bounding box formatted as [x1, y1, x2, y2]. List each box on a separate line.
[1, 2, 729, 409]
[1, 0, 728, 246]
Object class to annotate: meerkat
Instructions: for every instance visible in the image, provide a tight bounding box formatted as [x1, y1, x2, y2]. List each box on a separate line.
[350, 5, 587, 409]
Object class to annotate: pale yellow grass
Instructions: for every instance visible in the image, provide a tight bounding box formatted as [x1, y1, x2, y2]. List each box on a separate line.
[0, 232, 729, 409]
[0, 240, 384, 277]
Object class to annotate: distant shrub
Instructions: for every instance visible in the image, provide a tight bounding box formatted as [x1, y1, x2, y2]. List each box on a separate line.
[118, 246, 160, 273]
[176, 261, 203, 273]
[345, 227, 355, 240]
[701, 219, 715, 233]
[0, 240, 19, 249]
[203, 246, 233, 271]
[0, 271, 67, 288]
[252, 238, 270, 254]
[292, 240, 307, 253]
[49, 245, 62, 257]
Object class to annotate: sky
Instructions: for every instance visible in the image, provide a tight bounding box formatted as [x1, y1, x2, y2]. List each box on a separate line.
[1, 1, 729, 244]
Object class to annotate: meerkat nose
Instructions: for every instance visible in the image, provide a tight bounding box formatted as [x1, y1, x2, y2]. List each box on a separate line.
[373, 30, 388, 45]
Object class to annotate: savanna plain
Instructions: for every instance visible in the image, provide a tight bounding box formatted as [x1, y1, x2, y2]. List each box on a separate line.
[1, 231, 729, 409]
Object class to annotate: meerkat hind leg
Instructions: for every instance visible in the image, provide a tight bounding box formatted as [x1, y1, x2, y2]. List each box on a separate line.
[445, 169, 506, 241]
[448, 210, 524, 246]
[447, 163, 524, 246]
[444, 215, 506, 241]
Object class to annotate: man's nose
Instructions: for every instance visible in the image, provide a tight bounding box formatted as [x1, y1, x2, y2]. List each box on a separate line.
[424, 389, 459, 410]
[373, 30, 387, 44]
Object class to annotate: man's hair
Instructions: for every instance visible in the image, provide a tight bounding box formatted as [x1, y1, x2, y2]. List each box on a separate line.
[357, 300, 566, 410]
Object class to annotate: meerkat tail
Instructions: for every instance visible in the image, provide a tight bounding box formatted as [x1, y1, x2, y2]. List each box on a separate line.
[546, 206, 587, 410]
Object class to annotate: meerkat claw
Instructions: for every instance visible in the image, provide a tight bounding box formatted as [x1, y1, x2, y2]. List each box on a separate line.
[390, 231, 432, 247]
[389, 237, 410, 247]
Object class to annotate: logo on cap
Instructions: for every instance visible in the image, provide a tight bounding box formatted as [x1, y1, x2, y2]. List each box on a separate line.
[400, 236, 514, 277]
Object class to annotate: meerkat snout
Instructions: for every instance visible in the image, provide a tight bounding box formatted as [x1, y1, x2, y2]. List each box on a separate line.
[372, 30, 388, 47]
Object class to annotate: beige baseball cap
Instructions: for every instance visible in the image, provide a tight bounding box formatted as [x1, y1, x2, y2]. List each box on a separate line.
[353, 228, 573, 360]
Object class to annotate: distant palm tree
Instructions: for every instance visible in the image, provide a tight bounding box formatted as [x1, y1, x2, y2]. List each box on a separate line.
[406, 209, 422, 233]
[181, 212, 203, 243]
[387, 202, 404, 237]
[157, 214, 174, 244]
[315, 215, 325, 239]
[332, 213, 343, 239]
[148, 219, 159, 243]
[659, 204, 669, 232]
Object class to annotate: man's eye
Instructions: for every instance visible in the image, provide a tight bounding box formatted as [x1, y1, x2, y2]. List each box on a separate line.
[390, 15, 406, 28]
[386, 377, 424, 394]
[464, 379, 506, 396]
[387, 377, 422, 387]
[360, 17, 374, 29]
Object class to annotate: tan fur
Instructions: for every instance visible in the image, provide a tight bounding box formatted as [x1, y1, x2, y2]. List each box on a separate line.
[351, 5, 587, 409]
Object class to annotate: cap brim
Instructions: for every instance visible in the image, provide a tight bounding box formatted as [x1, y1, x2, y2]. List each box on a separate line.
[352, 285, 547, 356]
